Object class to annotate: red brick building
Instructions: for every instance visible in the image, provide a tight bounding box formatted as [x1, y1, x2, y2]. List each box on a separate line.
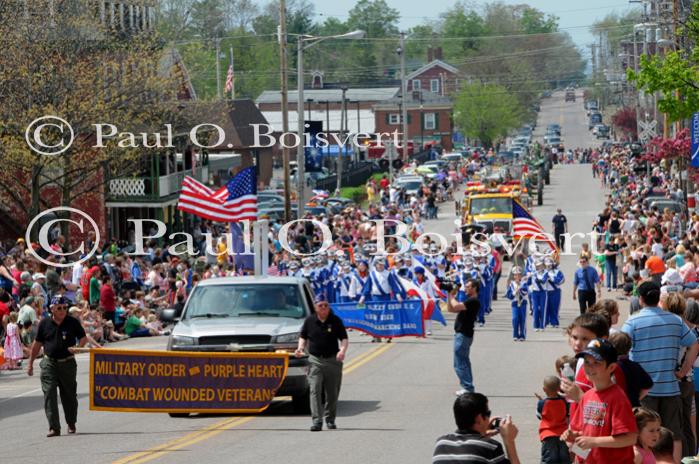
[373, 90, 454, 151]
[406, 49, 461, 97]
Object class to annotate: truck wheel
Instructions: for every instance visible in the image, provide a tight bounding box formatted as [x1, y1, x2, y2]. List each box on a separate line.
[168, 413, 190, 418]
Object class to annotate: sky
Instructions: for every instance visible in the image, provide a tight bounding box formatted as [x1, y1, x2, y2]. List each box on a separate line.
[308, 0, 638, 58]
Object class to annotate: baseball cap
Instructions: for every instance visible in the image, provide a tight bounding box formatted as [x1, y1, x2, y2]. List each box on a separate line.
[314, 293, 328, 304]
[575, 338, 618, 365]
[637, 280, 661, 301]
[50, 294, 71, 307]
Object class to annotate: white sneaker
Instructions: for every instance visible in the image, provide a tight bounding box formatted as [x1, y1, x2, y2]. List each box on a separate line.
[427, 331, 432, 335]
[455, 389, 468, 396]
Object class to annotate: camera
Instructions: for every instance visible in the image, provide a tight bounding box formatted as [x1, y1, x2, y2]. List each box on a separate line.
[437, 278, 457, 293]
[491, 417, 501, 429]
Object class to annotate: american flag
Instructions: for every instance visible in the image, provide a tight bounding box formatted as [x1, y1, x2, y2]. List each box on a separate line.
[177, 167, 257, 223]
[512, 199, 557, 250]
[224, 64, 234, 93]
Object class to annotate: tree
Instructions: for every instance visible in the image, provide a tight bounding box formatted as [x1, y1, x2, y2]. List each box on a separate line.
[221, 0, 258, 31]
[453, 83, 524, 147]
[0, 0, 185, 238]
[628, 3, 699, 121]
[611, 107, 638, 139]
[346, 0, 399, 38]
[189, 0, 226, 43]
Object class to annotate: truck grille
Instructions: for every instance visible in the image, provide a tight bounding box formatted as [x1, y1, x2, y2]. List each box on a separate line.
[198, 335, 272, 346]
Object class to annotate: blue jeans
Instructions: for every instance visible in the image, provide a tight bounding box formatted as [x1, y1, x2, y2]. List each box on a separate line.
[453, 333, 474, 391]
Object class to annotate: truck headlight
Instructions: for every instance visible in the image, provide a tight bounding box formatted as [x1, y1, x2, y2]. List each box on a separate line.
[169, 335, 197, 349]
[273, 332, 300, 344]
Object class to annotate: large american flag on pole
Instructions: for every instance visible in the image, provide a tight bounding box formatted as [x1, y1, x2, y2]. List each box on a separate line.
[512, 199, 557, 251]
[177, 167, 257, 223]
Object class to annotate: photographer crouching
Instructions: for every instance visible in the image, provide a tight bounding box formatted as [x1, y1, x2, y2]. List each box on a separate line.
[432, 392, 521, 464]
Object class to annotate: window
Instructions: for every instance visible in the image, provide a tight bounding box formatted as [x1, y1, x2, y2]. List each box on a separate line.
[424, 113, 436, 130]
[412, 80, 421, 91]
[430, 79, 440, 93]
[389, 114, 400, 125]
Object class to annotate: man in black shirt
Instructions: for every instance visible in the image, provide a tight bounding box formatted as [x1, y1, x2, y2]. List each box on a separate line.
[295, 294, 348, 431]
[551, 208, 568, 250]
[28, 295, 87, 437]
[448, 279, 480, 396]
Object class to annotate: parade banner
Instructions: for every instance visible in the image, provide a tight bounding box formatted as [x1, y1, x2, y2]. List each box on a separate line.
[90, 349, 287, 413]
[692, 112, 699, 168]
[332, 300, 424, 338]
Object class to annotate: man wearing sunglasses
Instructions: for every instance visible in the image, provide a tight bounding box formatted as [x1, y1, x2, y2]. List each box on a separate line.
[433, 392, 521, 464]
[27, 294, 87, 437]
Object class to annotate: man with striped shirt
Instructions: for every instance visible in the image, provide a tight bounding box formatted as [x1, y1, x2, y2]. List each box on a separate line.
[432, 392, 521, 464]
[621, 280, 699, 462]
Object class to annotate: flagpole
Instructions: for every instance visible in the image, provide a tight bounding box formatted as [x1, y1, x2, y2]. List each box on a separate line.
[229, 47, 235, 100]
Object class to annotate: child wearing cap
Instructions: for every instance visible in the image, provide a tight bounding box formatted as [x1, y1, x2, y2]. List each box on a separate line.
[562, 338, 638, 463]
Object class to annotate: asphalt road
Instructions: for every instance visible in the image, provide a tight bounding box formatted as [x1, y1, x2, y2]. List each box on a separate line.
[1, 90, 606, 464]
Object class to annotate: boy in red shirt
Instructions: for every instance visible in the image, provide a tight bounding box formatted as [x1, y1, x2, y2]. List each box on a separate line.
[563, 338, 638, 463]
[537, 376, 570, 463]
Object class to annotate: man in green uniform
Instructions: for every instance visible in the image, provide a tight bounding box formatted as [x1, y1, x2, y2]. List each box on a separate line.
[295, 294, 348, 431]
[28, 295, 87, 437]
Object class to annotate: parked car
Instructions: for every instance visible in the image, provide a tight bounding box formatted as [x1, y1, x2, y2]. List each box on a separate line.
[441, 153, 463, 164]
[649, 200, 684, 214]
[323, 197, 355, 214]
[164, 276, 317, 415]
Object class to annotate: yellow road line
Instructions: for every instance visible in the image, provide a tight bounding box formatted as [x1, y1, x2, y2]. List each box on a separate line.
[343, 343, 394, 375]
[112, 342, 392, 464]
[124, 417, 256, 464]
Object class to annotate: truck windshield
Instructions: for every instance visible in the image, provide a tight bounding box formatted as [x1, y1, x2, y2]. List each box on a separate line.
[470, 197, 513, 215]
[184, 284, 306, 319]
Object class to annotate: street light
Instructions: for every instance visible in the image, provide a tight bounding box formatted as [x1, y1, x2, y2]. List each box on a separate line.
[296, 30, 365, 217]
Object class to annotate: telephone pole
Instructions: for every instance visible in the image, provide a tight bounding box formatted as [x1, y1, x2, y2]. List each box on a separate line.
[279, 0, 291, 222]
[215, 38, 222, 100]
[400, 31, 408, 169]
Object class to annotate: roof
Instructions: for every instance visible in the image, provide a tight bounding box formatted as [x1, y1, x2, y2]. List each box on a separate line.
[261, 109, 376, 134]
[197, 276, 306, 287]
[179, 99, 270, 149]
[373, 90, 453, 110]
[256, 87, 399, 105]
[406, 60, 460, 81]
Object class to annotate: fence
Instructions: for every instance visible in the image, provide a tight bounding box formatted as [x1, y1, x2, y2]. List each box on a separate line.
[314, 161, 375, 191]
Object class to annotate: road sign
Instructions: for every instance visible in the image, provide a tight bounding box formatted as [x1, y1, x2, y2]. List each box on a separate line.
[691, 112, 699, 168]
[639, 119, 657, 143]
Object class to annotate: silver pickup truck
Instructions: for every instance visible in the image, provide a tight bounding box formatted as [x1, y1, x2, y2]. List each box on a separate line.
[163, 276, 315, 415]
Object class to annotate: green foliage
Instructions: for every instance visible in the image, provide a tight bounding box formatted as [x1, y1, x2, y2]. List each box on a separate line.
[158, 0, 585, 101]
[628, 3, 699, 122]
[189, 0, 226, 42]
[340, 186, 367, 204]
[453, 83, 524, 146]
